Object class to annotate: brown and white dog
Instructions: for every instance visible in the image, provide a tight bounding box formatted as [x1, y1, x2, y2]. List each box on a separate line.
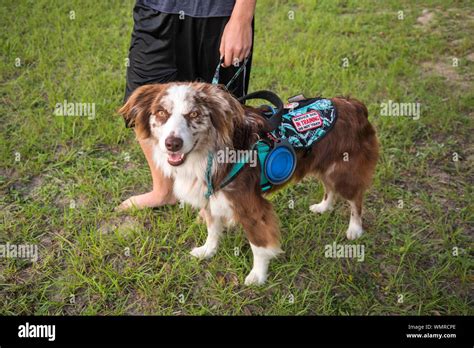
[119, 82, 379, 285]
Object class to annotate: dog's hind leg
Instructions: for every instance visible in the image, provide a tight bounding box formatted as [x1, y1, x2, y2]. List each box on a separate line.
[346, 192, 364, 240]
[309, 178, 335, 214]
[190, 209, 223, 259]
[329, 161, 367, 240]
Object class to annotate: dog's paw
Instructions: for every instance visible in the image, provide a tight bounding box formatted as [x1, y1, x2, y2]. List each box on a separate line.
[346, 224, 364, 240]
[309, 202, 333, 214]
[244, 269, 267, 286]
[190, 245, 216, 259]
[196, 208, 206, 224]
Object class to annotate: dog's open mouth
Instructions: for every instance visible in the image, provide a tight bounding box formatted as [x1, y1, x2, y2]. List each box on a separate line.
[167, 152, 186, 166]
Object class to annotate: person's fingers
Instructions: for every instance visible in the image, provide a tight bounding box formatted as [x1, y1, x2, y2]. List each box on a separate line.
[244, 47, 251, 60]
[231, 47, 244, 67]
[232, 53, 242, 67]
[219, 38, 225, 60]
[223, 47, 234, 67]
[237, 50, 247, 65]
[223, 46, 250, 67]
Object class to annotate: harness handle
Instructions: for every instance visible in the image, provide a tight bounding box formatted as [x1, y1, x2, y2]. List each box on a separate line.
[238, 90, 284, 131]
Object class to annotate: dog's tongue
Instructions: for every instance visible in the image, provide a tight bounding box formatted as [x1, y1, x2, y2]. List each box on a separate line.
[169, 153, 182, 161]
[168, 152, 185, 165]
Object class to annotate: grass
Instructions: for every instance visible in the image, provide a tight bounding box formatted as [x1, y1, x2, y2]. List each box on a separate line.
[0, 0, 473, 315]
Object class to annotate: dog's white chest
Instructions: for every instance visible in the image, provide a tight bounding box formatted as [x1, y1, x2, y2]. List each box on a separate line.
[173, 175, 208, 208]
[158, 150, 209, 209]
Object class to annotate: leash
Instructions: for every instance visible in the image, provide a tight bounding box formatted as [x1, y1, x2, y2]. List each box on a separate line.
[206, 56, 249, 199]
[211, 56, 285, 132]
[206, 58, 289, 199]
[211, 57, 249, 93]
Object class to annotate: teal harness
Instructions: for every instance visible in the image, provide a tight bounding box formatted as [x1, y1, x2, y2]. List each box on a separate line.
[205, 141, 272, 199]
[206, 60, 337, 199]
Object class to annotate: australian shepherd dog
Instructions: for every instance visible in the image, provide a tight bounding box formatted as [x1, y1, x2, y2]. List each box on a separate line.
[119, 82, 379, 285]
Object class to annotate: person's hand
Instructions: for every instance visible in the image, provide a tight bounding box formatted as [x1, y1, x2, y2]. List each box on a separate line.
[219, 18, 253, 67]
[219, 0, 255, 67]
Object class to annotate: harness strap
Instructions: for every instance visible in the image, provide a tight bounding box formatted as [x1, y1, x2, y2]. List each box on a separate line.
[205, 141, 273, 199]
[205, 152, 214, 199]
[238, 90, 284, 131]
[208, 63, 286, 198]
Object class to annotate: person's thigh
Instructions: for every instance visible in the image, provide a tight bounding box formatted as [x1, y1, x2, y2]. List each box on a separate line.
[124, 3, 179, 103]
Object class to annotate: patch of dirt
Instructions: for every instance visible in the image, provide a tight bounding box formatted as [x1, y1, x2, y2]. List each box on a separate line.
[54, 194, 89, 210]
[23, 176, 45, 198]
[97, 215, 142, 235]
[4, 174, 43, 197]
[466, 52, 474, 62]
[417, 9, 434, 26]
[125, 288, 153, 315]
[63, 290, 96, 315]
[0, 168, 19, 197]
[92, 143, 122, 156]
[6, 264, 36, 286]
[215, 271, 239, 287]
[0, 168, 17, 181]
[122, 161, 137, 172]
[421, 61, 471, 90]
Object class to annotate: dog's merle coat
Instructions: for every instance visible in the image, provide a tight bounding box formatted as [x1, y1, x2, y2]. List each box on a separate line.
[119, 82, 379, 285]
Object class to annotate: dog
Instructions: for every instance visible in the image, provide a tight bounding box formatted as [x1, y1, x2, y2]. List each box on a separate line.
[119, 82, 379, 285]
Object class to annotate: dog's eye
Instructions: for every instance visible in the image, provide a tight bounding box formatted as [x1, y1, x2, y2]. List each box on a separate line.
[157, 110, 167, 117]
[189, 111, 198, 118]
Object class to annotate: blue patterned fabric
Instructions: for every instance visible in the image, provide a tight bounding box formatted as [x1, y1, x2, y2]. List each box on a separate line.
[270, 98, 337, 148]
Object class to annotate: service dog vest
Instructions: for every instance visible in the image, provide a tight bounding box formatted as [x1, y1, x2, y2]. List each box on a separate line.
[204, 91, 338, 198]
[269, 97, 337, 149]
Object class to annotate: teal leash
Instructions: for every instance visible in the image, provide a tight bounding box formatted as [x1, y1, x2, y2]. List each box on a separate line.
[211, 57, 249, 91]
[206, 57, 249, 199]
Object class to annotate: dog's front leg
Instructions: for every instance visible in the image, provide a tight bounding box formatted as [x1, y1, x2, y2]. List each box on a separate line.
[190, 208, 222, 259]
[245, 243, 282, 286]
[232, 194, 283, 285]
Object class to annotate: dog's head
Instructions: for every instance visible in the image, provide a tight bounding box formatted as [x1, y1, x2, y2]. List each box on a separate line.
[119, 82, 245, 166]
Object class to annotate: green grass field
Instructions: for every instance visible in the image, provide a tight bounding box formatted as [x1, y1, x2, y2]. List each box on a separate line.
[1, 0, 473, 315]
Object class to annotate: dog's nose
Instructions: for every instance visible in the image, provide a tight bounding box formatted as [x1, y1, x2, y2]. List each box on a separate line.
[165, 136, 183, 152]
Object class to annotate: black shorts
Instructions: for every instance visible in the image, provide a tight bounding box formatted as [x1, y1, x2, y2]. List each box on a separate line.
[124, 2, 253, 109]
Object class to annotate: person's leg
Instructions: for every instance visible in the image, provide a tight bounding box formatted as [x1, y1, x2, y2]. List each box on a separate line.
[118, 4, 179, 210]
[116, 137, 176, 211]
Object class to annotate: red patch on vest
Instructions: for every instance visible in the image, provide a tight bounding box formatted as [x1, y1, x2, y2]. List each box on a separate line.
[291, 110, 322, 132]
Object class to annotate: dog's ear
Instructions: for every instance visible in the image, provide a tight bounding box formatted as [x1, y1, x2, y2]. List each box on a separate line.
[195, 83, 245, 146]
[118, 84, 164, 138]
